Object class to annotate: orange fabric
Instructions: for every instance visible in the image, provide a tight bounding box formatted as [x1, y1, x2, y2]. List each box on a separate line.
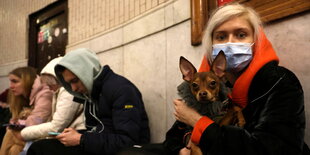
[198, 55, 210, 72]
[191, 116, 214, 144]
[198, 30, 279, 108]
[192, 30, 279, 144]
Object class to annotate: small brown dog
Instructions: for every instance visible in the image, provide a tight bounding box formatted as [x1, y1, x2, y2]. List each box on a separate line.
[18, 107, 32, 120]
[179, 51, 245, 154]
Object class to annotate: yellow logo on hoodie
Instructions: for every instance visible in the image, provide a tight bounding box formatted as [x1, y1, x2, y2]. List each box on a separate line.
[124, 105, 134, 109]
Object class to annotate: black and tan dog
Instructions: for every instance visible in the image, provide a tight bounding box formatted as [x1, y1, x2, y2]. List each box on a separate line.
[179, 51, 245, 127]
[164, 51, 245, 155]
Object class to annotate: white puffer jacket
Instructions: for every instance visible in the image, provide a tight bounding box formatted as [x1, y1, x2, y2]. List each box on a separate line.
[21, 87, 85, 141]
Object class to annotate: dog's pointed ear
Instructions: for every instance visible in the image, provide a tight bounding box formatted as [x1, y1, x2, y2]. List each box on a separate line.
[211, 51, 226, 78]
[179, 56, 197, 82]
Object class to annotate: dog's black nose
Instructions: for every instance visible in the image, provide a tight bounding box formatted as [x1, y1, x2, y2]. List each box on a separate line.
[199, 91, 208, 98]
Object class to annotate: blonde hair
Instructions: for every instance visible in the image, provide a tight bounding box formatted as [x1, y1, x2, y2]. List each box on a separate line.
[203, 3, 262, 63]
[8, 67, 37, 119]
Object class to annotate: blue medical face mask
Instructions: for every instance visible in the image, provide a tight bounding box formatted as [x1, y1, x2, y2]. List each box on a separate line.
[212, 42, 254, 73]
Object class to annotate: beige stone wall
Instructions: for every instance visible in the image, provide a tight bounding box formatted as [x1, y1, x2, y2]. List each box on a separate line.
[66, 0, 193, 142]
[68, 0, 170, 46]
[0, 0, 309, 145]
[0, 0, 171, 79]
[0, 0, 56, 64]
[0, 0, 56, 82]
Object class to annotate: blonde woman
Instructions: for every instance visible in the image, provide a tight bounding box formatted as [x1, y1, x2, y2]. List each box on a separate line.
[174, 3, 309, 155]
[0, 67, 53, 155]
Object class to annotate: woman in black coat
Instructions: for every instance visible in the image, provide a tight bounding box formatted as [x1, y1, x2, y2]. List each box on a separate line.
[174, 3, 309, 155]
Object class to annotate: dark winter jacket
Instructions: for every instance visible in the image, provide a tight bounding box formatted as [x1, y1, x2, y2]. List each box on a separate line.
[83, 65, 150, 154]
[199, 61, 306, 155]
[55, 48, 150, 155]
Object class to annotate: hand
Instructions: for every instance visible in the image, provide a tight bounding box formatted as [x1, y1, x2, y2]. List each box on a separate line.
[56, 128, 81, 146]
[173, 99, 202, 127]
[179, 147, 191, 155]
[179, 140, 192, 155]
[9, 118, 18, 124]
[188, 140, 203, 155]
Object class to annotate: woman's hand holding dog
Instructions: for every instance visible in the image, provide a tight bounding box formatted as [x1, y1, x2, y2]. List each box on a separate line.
[173, 99, 202, 127]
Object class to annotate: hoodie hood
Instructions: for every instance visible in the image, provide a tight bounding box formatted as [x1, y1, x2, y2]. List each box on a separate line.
[54, 48, 102, 99]
[198, 30, 279, 108]
[29, 76, 50, 106]
[41, 57, 63, 77]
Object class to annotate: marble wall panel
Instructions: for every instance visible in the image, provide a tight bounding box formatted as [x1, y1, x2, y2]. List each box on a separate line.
[264, 12, 310, 145]
[0, 60, 28, 91]
[123, 8, 165, 43]
[123, 31, 167, 142]
[89, 29, 123, 53]
[97, 47, 124, 75]
[173, 0, 190, 23]
[66, 41, 91, 53]
[166, 20, 205, 129]
[0, 78, 9, 93]
[164, 3, 174, 28]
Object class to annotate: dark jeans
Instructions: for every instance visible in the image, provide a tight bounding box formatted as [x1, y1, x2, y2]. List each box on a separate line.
[0, 107, 11, 146]
[27, 139, 87, 155]
[28, 139, 168, 155]
[117, 143, 167, 155]
[0, 126, 6, 146]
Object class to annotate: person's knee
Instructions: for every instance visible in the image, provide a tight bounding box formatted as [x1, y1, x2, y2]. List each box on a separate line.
[27, 139, 52, 155]
[27, 141, 40, 155]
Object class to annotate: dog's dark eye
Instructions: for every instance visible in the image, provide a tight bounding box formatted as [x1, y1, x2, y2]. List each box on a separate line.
[209, 81, 217, 87]
[192, 83, 199, 90]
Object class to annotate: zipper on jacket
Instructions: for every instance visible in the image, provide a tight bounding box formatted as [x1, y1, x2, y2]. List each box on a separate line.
[250, 74, 286, 104]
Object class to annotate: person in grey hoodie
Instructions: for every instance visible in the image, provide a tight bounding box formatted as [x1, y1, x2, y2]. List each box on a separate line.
[27, 48, 150, 155]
